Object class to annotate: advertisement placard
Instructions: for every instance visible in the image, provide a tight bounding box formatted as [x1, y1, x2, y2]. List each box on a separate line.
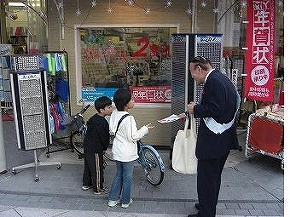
[130, 86, 171, 103]
[244, 0, 275, 102]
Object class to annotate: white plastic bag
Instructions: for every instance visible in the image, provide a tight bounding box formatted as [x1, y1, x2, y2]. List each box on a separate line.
[172, 115, 197, 174]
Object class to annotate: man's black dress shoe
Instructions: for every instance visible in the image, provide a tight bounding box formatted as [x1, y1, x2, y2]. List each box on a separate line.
[194, 203, 200, 210]
[188, 214, 198, 217]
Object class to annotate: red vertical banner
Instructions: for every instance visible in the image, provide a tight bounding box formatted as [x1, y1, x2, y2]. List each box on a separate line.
[244, 0, 276, 102]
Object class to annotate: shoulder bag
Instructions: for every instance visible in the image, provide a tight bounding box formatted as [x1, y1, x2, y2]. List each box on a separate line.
[172, 114, 197, 174]
[113, 113, 130, 138]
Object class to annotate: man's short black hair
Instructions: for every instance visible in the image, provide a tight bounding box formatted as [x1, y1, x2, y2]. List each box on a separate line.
[94, 96, 112, 112]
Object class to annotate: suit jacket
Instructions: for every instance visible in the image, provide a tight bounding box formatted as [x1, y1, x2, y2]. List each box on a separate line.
[193, 70, 240, 160]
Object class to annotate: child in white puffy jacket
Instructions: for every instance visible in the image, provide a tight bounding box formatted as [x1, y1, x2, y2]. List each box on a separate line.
[107, 88, 154, 208]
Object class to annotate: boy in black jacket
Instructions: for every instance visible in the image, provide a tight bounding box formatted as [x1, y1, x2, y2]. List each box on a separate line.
[82, 96, 113, 194]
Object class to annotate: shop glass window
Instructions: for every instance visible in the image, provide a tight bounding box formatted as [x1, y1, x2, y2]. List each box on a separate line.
[78, 27, 177, 104]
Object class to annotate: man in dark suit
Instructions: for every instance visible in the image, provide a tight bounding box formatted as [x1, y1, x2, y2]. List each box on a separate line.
[186, 56, 240, 217]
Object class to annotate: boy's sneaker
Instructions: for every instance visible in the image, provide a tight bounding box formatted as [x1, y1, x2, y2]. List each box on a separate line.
[93, 187, 108, 195]
[108, 199, 121, 207]
[101, 186, 109, 193]
[81, 186, 91, 191]
[121, 199, 133, 208]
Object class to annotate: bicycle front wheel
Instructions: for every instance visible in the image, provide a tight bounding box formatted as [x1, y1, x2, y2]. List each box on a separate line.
[141, 147, 164, 186]
[70, 131, 84, 157]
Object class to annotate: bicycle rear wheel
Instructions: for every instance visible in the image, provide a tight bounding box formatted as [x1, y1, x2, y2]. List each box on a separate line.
[70, 131, 84, 158]
[141, 147, 164, 186]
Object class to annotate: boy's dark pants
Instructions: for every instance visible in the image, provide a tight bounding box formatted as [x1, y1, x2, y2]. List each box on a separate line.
[83, 152, 104, 192]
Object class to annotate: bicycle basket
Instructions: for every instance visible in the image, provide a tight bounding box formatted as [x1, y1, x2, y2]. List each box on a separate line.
[66, 116, 84, 132]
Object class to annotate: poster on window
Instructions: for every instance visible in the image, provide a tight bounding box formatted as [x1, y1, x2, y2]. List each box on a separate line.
[79, 27, 175, 104]
[130, 86, 171, 103]
[244, 0, 275, 102]
[82, 87, 118, 103]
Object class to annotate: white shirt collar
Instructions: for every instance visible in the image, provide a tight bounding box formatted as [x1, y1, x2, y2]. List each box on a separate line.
[204, 69, 215, 84]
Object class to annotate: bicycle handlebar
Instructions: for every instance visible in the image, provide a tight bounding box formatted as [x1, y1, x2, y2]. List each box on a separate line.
[78, 104, 90, 116]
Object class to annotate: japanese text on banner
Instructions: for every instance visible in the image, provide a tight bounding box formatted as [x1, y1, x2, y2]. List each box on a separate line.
[244, 0, 275, 102]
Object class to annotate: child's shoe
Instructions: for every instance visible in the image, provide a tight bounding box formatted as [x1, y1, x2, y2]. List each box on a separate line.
[93, 187, 108, 195]
[108, 199, 121, 207]
[81, 186, 91, 191]
[121, 199, 133, 208]
[101, 186, 109, 193]
[93, 191, 102, 195]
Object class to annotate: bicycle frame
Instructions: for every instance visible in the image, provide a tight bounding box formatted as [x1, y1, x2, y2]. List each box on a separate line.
[137, 143, 165, 173]
[104, 140, 165, 186]
[136, 140, 165, 185]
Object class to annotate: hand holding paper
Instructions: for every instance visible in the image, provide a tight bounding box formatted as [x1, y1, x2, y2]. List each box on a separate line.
[158, 113, 186, 123]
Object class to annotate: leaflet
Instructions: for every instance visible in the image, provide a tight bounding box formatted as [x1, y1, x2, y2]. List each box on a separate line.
[158, 114, 183, 123]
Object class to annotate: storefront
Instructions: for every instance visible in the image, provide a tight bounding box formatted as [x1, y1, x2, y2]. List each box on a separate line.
[1, 0, 284, 147]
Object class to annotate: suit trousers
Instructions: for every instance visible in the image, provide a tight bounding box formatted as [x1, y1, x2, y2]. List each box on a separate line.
[196, 152, 229, 217]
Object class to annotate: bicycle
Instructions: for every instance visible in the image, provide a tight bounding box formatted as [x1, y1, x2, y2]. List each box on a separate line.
[47, 103, 90, 158]
[69, 109, 165, 186]
[67, 104, 90, 158]
[104, 139, 165, 186]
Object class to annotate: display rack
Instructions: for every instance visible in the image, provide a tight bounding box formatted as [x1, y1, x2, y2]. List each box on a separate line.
[43, 51, 73, 156]
[8, 27, 28, 54]
[10, 54, 62, 181]
[9, 35, 27, 54]
[0, 45, 13, 111]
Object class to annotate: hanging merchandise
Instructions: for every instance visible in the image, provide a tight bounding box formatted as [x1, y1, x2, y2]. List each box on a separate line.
[50, 102, 68, 131]
[49, 114, 55, 134]
[42, 55, 49, 72]
[56, 102, 64, 120]
[55, 53, 63, 72]
[50, 103, 60, 131]
[43, 52, 68, 75]
[42, 51, 70, 105]
[55, 77, 69, 102]
[61, 53, 67, 72]
[57, 101, 70, 130]
[45, 53, 56, 75]
[44, 51, 73, 156]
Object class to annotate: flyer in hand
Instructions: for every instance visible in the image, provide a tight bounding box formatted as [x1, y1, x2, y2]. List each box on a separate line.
[158, 114, 184, 123]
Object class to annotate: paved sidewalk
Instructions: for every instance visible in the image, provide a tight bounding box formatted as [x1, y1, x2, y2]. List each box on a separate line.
[0, 121, 284, 217]
[0, 206, 284, 217]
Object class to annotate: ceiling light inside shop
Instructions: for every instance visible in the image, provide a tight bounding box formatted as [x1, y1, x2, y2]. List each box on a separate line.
[76, 0, 81, 16]
[144, 7, 150, 14]
[200, 0, 207, 8]
[125, 0, 135, 7]
[91, 0, 97, 7]
[8, 2, 25, 7]
[165, 0, 172, 8]
[107, 0, 113, 13]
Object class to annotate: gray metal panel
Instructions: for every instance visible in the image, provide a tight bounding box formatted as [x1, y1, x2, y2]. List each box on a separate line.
[11, 71, 50, 150]
[171, 34, 188, 144]
[171, 34, 223, 145]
